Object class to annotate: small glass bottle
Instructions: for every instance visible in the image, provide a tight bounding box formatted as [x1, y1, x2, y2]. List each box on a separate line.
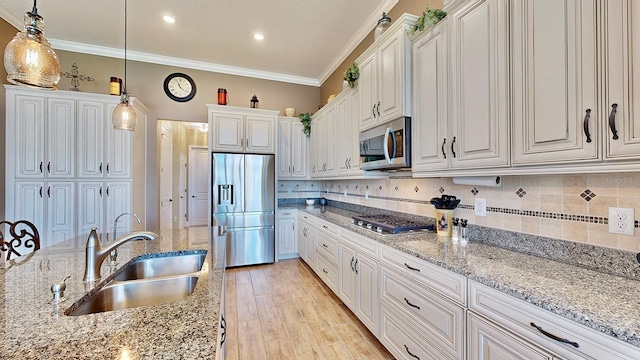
[374, 12, 392, 41]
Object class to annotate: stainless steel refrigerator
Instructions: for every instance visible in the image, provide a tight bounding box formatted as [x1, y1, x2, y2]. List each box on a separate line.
[212, 153, 275, 267]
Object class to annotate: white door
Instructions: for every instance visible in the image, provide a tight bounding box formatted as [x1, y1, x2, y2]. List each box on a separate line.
[277, 217, 296, 257]
[291, 121, 308, 177]
[13, 182, 45, 238]
[277, 119, 292, 177]
[324, 106, 337, 175]
[355, 252, 377, 335]
[211, 112, 244, 152]
[336, 94, 351, 175]
[358, 53, 377, 131]
[160, 125, 173, 229]
[105, 181, 132, 235]
[179, 154, 187, 227]
[46, 181, 75, 246]
[377, 30, 403, 122]
[188, 147, 209, 226]
[77, 182, 104, 237]
[105, 103, 132, 179]
[246, 115, 275, 153]
[338, 243, 356, 310]
[46, 98, 75, 178]
[14, 95, 45, 178]
[76, 101, 105, 178]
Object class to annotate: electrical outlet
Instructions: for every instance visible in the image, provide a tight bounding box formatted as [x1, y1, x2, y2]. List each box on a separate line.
[287, 188, 292, 194]
[609, 207, 635, 236]
[475, 198, 487, 217]
[365, 190, 369, 199]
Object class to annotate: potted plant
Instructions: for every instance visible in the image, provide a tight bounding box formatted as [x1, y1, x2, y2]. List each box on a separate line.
[343, 63, 360, 88]
[408, 5, 447, 36]
[299, 113, 312, 136]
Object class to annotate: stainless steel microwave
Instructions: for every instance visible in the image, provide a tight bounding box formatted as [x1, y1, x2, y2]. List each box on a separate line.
[359, 117, 411, 171]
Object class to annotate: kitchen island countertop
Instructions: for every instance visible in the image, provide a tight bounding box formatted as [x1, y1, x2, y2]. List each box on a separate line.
[0, 226, 226, 359]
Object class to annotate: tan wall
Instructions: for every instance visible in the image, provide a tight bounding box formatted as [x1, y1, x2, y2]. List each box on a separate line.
[0, 16, 321, 231]
[0, 19, 15, 222]
[320, 0, 443, 103]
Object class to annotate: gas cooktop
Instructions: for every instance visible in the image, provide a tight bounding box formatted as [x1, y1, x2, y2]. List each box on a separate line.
[352, 214, 434, 234]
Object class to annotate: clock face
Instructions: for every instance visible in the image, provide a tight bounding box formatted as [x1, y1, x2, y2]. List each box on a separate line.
[164, 73, 196, 102]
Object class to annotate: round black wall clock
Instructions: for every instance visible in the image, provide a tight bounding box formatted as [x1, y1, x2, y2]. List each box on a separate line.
[163, 73, 196, 102]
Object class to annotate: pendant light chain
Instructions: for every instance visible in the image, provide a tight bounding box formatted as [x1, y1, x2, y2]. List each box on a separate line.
[123, 0, 128, 94]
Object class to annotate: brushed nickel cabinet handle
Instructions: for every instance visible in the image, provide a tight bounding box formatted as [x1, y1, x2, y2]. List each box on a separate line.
[583, 109, 592, 143]
[372, 105, 376, 118]
[608, 103, 619, 140]
[441, 138, 447, 159]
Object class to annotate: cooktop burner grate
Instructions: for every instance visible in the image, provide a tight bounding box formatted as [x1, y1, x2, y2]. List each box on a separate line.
[352, 214, 434, 234]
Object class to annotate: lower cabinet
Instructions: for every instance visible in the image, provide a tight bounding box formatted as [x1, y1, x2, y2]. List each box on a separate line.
[277, 210, 297, 260]
[316, 218, 339, 292]
[77, 181, 132, 239]
[297, 212, 317, 271]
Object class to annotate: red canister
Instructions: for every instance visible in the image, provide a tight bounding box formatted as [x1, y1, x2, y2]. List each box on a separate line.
[217, 88, 227, 105]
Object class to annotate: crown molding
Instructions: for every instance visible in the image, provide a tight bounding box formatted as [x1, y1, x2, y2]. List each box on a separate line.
[49, 39, 320, 87]
[317, 0, 399, 85]
[0, 4, 21, 29]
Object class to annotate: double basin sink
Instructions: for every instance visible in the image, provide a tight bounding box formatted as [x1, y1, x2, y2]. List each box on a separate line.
[66, 250, 207, 316]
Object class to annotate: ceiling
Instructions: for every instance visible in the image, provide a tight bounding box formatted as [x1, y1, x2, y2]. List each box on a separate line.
[0, 0, 398, 86]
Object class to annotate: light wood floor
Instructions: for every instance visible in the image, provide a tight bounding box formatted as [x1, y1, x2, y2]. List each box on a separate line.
[225, 258, 395, 360]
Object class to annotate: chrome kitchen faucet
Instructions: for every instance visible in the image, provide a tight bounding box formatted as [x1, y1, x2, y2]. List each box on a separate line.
[110, 212, 142, 265]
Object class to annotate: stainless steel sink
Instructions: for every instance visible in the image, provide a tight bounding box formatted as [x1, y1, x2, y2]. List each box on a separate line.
[113, 251, 206, 281]
[65, 275, 199, 316]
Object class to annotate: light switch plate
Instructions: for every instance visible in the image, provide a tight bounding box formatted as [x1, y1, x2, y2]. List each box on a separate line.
[475, 198, 487, 217]
[365, 191, 369, 199]
[609, 207, 635, 236]
[343, 190, 348, 197]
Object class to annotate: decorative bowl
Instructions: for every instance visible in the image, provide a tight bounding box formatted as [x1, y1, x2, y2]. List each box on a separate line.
[305, 199, 315, 205]
[285, 108, 296, 117]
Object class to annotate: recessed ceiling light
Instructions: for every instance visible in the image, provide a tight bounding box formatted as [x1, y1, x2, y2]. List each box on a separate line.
[163, 15, 175, 23]
[254, 33, 264, 41]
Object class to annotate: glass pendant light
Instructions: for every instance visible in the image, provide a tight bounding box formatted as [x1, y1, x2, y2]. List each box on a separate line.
[112, 0, 137, 131]
[3, 0, 60, 90]
[374, 12, 392, 41]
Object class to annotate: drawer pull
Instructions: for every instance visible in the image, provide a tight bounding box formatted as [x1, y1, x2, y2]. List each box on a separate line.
[322, 243, 328, 248]
[350, 257, 355, 272]
[404, 263, 421, 272]
[404, 344, 420, 359]
[404, 297, 420, 310]
[323, 225, 328, 229]
[583, 109, 592, 143]
[441, 138, 447, 159]
[530, 322, 579, 348]
[220, 314, 226, 346]
[322, 268, 328, 274]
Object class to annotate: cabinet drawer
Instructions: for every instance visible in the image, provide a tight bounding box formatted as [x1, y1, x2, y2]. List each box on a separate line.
[316, 253, 337, 292]
[380, 304, 452, 360]
[381, 266, 465, 360]
[278, 209, 296, 218]
[298, 213, 316, 225]
[317, 231, 338, 262]
[380, 245, 466, 305]
[340, 228, 377, 258]
[316, 218, 338, 235]
[469, 281, 640, 360]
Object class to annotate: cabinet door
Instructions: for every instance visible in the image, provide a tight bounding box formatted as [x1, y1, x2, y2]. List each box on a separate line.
[603, 0, 640, 159]
[77, 101, 105, 178]
[46, 99, 75, 178]
[323, 106, 337, 175]
[335, 94, 351, 175]
[105, 103, 132, 179]
[277, 217, 296, 257]
[211, 112, 244, 152]
[297, 220, 306, 259]
[290, 121, 308, 178]
[304, 225, 317, 270]
[512, 0, 598, 165]
[412, 24, 449, 171]
[14, 95, 45, 178]
[348, 88, 361, 174]
[310, 115, 324, 177]
[449, 0, 510, 169]
[338, 242, 356, 310]
[105, 182, 132, 236]
[277, 119, 292, 177]
[359, 52, 378, 131]
[45, 181, 75, 247]
[468, 313, 553, 360]
[355, 252, 378, 336]
[246, 115, 275, 153]
[77, 182, 104, 236]
[13, 182, 45, 238]
[377, 30, 404, 123]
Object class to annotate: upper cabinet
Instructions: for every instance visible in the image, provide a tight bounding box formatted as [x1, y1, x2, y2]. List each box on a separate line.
[602, 0, 640, 160]
[277, 116, 308, 179]
[208, 105, 278, 154]
[511, 0, 599, 165]
[357, 14, 417, 132]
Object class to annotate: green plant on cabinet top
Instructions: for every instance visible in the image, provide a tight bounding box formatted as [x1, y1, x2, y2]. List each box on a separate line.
[299, 113, 312, 136]
[409, 5, 447, 36]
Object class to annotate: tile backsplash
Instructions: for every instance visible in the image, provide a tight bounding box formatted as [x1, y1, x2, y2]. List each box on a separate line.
[281, 173, 640, 252]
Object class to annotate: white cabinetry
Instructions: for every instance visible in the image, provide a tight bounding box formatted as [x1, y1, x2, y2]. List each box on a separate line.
[277, 209, 297, 260]
[5, 85, 147, 246]
[357, 14, 417, 131]
[297, 213, 317, 270]
[512, 0, 598, 165]
[208, 105, 278, 154]
[448, 0, 510, 170]
[602, 0, 640, 160]
[277, 117, 307, 179]
[315, 219, 339, 291]
[338, 229, 378, 336]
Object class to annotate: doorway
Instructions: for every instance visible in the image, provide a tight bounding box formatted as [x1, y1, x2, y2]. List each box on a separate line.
[189, 146, 209, 226]
[160, 124, 173, 229]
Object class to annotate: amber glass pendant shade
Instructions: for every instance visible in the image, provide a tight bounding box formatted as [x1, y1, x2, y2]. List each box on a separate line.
[112, 93, 137, 131]
[4, 2, 61, 90]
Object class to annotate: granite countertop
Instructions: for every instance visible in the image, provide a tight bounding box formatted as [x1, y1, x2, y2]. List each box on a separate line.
[292, 204, 640, 348]
[0, 226, 227, 359]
